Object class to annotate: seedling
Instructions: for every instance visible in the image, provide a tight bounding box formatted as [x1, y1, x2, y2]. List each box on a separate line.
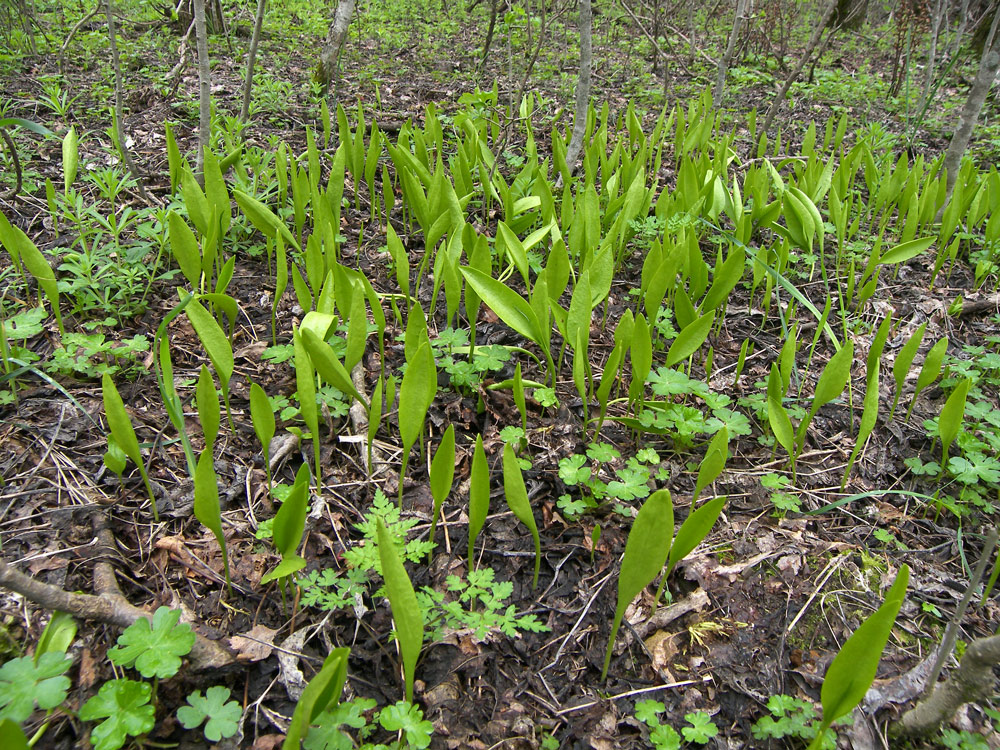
[502, 442, 541, 589]
[428, 424, 456, 559]
[602, 489, 673, 681]
[260, 463, 311, 590]
[79, 679, 155, 750]
[376, 519, 424, 703]
[468, 434, 490, 568]
[108, 606, 195, 679]
[102, 373, 158, 521]
[0, 652, 72, 723]
[176, 686, 242, 742]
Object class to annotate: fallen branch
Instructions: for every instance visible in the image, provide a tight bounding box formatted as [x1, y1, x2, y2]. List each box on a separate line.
[0, 517, 234, 671]
[893, 632, 1000, 736]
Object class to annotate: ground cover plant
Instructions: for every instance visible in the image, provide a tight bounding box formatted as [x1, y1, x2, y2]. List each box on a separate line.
[2, 0, 1000, 748]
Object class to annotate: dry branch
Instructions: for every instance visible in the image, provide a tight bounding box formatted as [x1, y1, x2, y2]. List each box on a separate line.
[0, 518, 234, 671]
[894, 633, 1000, 735]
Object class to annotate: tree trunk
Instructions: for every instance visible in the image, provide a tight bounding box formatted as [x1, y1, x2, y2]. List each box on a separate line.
[105, 0, 150, 201]
[761, 0, 838, 132]
[193, 0, 211, 183]
[942, 7, 1000, 195]
[315, 0, 356, 97]
[714, 0, 750, 108]
[834, 0, 867, 30]
[923, 0, 946, 102]
[240, 0, 267, 121]
[894, 632, 1000, 735]
[563, 0, 592, 178]
[480, 0, 499, 71]
[947, 0, 973, 59]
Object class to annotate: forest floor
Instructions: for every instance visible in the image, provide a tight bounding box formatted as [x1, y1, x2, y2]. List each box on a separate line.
[1, 3, 1000, 749]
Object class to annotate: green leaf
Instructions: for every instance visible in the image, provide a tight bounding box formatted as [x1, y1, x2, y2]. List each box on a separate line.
[667, 497, 726, 577]
[271, 463, 311, 559]
[628, 314, 652, 407]
[939, 379, 972, 471]
[386, 223, 410, 297]
[102, 373, 157, 520]
[176, 686, 241, 741]
[107, 607, 195, 679]
[634, 699, 665, 725]
[0, 117, 55, 136]
[693, 426, 729, 502]
[842, 364, 881, 490]
[194, 450, 229, 589]
[497, 221, 530, 287]
[602, 489, 673, 681]
[0, 652, 72, 722]
[233, 188, 300, 251]
[566, 270, 593, 356]
[378, 701, 434, 749]
[459, 266, 542, 346]
[36, 613, 76, 661]
[798, 341, 854, 457]
[196, 365, 220, 451]
[767, 365, 795, 460]
[817, 565, 909, 735]
[282, 648, 350, 750]
[909, 337, 948, 421]
[260, 554, 306, 585]
[502, 443, 541, 589]
[878, 236, 935, 266]
[0, 719, 29, 750]
[293, 326, 321, 485]
[376, 518, 425, 703]
[468, 434, 490, 567]
[301, 328, 368, 410]
[429, 424, 456, 549]
[101, 373, 143, 475]
[184, 298, 234, 399]
[398, 339, 437, 452]
[249, 382, 275, 479]
[0, 215, 62, 334]
[168, 211, 202, 289]
[891, 322, 927, 417]
[79, 679, 155, 750]
[701, 246, 745, 313]
[666, 311, 715, 368]
[62, 127, 78, 194]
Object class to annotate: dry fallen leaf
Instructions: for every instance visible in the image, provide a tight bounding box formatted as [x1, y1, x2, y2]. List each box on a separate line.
[229, 624, 279, 662]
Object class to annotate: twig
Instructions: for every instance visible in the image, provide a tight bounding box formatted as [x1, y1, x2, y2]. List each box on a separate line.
[922, 527, 998, 697]
[58, 0, 102, 75]
[0, 127, 22, 201]
[0, 513, 234, 671]
[105, 0, 152, 203]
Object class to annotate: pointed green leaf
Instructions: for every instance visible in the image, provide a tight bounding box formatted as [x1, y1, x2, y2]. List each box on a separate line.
[282, 648, 350, 750]
[167, 212, 201, 288]
[376, 518, 424, 703]
[666, 311, 715, 368]
[878, 236, 935, 266]
[459, 266, 542, 346]
[502, 443, 540, 589]
[271, 463, 310, 559]
[818, 565, 909, 732]
[194, 450, 229, 589]
[468, 435, 489, 567]
[195, 365, 220, 452]
[602, 489, 673, 681]
[667, 496, 726, 576]
[398, 340, 437, 451]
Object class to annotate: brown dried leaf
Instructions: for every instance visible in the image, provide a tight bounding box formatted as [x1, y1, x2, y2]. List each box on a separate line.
[229, 624, 279, 662]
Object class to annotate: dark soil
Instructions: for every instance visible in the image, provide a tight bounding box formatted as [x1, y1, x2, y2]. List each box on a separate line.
[1, 2, 999, 749]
